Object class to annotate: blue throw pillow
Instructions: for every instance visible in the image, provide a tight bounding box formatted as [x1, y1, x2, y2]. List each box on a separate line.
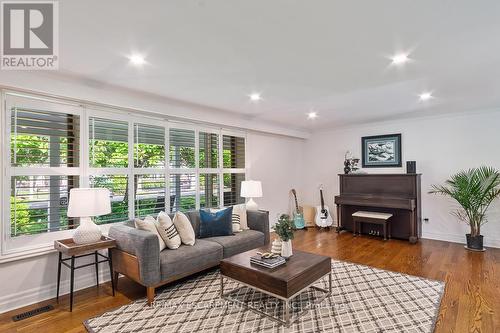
[199, 207, 233, 238]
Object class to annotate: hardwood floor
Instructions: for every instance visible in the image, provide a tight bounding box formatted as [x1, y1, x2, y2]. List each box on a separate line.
[1, 229, 499, 332]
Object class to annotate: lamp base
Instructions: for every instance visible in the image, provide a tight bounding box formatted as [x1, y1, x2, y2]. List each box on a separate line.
[73, 217, 102, 244]
[246, 198, 259, 211]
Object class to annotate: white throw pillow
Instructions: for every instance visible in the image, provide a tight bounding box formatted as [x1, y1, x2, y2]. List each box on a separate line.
[156, 212, 181, 249]
[232, 204, 248, 231]
[173, 211, 196, 246]
[134, 216, 166, 251]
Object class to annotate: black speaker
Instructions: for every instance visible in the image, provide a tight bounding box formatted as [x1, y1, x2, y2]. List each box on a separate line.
[406, 161, 416, 174]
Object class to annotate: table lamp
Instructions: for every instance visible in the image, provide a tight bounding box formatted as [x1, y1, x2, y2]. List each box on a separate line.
[240, 180, 262, 211]
[67, 188, 111, 244]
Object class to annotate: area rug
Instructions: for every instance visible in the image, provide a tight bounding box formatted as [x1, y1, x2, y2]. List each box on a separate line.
[84, 260, 445, 333]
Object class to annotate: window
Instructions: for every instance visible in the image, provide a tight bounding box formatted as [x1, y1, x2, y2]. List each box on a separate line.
[223, 173, 245, 206]
[223, 134, 245, 168]
[169, 173, 196, 212]
[134, 124, 165, 168]
[8, 94, 81, 240]
[89, 117, 128, 168]
[200, 173, 220, 208]
[199, 132, 218, 168]
[3, 91, 247, 255]
[135, 174, 166, 217]
[90, 175, 129, 225]
[11, 108, 80, 167]
[222, 134, 245, 206]
[169, 128, 195, 169]
[11, 175, 78, 236]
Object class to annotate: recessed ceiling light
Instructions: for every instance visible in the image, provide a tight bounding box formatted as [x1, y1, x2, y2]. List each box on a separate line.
[249, 93, 262, 102]
[391, 53, 410, 65]
[128, 54, 146, 66]
[419, 92, 433, 101]
[307, 111, 318, 120]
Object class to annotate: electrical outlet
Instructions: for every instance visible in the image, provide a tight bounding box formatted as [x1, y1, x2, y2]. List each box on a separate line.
[424, 218, 429, 223]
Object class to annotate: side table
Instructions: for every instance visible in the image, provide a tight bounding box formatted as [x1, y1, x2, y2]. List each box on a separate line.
[54, 236, 116, 311]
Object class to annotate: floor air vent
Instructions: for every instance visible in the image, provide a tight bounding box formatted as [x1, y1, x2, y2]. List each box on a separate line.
[12, 305, 54, 322]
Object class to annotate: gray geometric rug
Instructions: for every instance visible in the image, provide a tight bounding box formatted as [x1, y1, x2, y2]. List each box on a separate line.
[84, 260, 445, 333]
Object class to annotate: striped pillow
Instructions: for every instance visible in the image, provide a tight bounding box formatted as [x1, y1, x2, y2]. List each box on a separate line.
[232, 204, 248, 231]
[232, 213, 242, 233]
[156, 211, 181, 249]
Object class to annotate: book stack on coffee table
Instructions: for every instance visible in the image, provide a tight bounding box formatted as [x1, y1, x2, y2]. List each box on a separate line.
[250, 255, 286, 269]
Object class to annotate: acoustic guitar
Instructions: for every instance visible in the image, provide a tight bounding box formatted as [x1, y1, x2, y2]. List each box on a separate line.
[291, 189, 305, 229]
[315, 185, 333, 228]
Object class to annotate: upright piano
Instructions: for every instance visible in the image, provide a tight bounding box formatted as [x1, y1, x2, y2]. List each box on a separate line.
[334, 174, 422, 243]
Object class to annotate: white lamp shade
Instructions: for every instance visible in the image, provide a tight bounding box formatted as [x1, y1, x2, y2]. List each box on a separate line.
[240, 180, 263, 198]
[67, 188, 111, 217]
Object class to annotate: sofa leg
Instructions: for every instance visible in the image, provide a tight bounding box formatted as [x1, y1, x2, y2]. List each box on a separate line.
[147, 287, 155, 306]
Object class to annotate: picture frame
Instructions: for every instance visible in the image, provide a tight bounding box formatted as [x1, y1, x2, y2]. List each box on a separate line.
[361, 134, 402, 168]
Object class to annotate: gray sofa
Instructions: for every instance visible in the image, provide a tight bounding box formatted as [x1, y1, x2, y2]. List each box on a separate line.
[109, 210, 269, 305]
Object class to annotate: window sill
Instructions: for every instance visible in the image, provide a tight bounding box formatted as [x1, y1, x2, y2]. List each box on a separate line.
[0, 227, 112, 264]
[0, 244, 56, 264]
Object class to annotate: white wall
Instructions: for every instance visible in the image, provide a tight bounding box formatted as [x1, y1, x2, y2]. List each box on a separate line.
[302, 110, 500, 248]
[247, 132, 304, 225]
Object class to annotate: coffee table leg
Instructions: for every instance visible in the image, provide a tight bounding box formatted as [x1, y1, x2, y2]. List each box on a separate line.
[284, 299, 290, 327]
[329, 272, 332, 294]
[220, 275, 224, 297]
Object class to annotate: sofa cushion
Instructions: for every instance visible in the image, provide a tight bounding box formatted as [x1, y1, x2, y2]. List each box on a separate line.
[204, 230, 265, 258]
[159, 239, 223, 280]
[199, 207, 233, 238]
[173, 212, 196, 246]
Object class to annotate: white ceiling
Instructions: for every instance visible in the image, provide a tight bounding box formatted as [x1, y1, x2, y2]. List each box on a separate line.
[57, 0, 500, 132]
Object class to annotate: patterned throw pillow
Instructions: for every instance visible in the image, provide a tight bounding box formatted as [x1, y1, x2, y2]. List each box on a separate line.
[173, 211, 196, 246]
[134, 216, 166, 251]
[232, 204, 248, 231]
[155, 212, 181, 249]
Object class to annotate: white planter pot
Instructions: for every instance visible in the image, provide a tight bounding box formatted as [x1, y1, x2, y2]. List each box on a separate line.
[280, 239, 293, 258]
[271, 239, 282, 255]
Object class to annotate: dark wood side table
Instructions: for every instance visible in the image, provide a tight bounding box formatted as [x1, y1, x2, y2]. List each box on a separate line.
[54, 236, 116, 311]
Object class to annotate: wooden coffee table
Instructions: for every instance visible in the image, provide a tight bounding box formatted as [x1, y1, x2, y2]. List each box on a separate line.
[220, 248, 332, 327]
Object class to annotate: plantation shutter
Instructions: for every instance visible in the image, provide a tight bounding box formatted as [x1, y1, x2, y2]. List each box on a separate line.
[134, 123, 165, 168]
[169, 174, 196, 212]
[134, 174, 166, 217]
[223, 135, 245, 169]
[223, 173, 245, 206]
[89, 117, 128, 168]
[169, 128, 195, 168]
[11, 108, 80, 167]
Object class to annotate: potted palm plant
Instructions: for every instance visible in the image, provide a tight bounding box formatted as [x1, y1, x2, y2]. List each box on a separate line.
[429, 166, 500, 251]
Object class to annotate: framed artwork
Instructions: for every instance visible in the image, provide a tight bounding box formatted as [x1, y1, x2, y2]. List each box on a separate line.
[361, 134, 402, 168]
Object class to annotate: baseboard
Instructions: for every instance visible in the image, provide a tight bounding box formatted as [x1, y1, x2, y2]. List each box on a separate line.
[422, 231, 500, 248]
[0, 267, 111, 314]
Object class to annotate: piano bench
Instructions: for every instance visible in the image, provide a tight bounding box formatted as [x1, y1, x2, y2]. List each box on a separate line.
[352, 211, 393, 240]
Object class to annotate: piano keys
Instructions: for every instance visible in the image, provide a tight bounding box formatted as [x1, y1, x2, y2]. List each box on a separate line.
[334, 174, 422, 243]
